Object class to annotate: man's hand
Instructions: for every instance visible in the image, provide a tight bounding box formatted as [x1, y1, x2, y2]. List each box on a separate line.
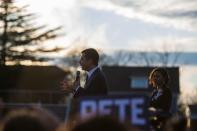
[61, 77, 73, 92]
[61, 78, 80, 93]
[72, 80, 80, 91]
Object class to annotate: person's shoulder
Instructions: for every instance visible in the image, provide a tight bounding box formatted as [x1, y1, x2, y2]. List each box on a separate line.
[93, 68, 107, 82]
[163, 87, 172, 96]
[165, 87, 171, 92]
[94, 67, 103, 76]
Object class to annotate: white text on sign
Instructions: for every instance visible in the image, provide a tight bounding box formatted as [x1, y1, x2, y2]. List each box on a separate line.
[80, 98, 146, 126]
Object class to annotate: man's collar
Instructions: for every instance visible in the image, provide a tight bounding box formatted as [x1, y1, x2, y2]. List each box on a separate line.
[87, 66, 99, 79]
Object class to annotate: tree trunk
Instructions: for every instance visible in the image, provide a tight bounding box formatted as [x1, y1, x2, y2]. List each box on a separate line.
[0, 4, 8, 66]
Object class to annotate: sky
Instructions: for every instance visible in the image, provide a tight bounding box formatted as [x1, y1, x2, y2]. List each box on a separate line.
[15, 0, 197, 104]
[15, 0, 197, 52]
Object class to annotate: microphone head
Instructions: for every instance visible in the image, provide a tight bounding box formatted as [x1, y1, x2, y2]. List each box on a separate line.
[76, 70, 80, 81]
[76, 70, 80, 76]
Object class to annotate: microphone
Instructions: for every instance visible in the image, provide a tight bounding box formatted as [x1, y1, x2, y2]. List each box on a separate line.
[75, 70, 80, 81]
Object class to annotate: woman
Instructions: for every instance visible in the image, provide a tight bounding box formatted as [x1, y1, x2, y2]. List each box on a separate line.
[148, 68, 172, 130]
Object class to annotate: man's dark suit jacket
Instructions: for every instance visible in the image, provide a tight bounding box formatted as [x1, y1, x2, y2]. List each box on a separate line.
[73, 68, 108, 98]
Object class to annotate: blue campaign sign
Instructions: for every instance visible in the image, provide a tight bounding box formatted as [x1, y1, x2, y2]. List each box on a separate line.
[69, 94, 149, 129]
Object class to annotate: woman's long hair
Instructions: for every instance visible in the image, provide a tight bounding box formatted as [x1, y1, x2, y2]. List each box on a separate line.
[149, 68, 170, 88]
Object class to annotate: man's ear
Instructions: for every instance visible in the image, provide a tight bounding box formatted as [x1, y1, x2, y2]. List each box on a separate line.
[88, 59, 94, 65]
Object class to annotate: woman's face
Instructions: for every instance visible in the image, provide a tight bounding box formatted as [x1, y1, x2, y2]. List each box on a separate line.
[150, 71, 165, 88]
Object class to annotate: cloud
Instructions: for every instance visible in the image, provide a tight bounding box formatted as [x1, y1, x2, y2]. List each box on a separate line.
[158, 10, 197, 18]
[15, 0, 197, 52]
[81, 0, 197, 31]
[129, 37, 197, 52]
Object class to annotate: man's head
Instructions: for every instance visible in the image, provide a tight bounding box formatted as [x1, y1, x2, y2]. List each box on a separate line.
[71, 116, 132, 131]
[2, 108, 60, 131]
[80, 48, 99, 71]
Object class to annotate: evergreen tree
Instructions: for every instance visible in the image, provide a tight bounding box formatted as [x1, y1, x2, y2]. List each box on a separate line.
[0, 0, 63, 66]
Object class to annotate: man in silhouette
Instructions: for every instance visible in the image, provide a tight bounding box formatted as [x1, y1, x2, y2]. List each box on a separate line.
[63, 48, 108, 98]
